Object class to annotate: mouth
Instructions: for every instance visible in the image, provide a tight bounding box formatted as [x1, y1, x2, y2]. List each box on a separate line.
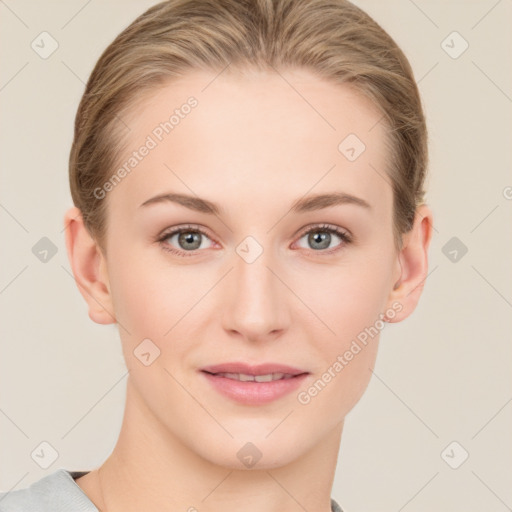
[202, 371, 301, 382]
[199, 362, 310, 404]
[200, 362, 308, 379]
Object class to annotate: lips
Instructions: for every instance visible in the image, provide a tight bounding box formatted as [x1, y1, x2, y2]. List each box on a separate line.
[200, 362, 310, 405]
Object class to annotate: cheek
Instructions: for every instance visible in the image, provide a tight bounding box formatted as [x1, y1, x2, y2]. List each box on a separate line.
[107, 245, 185, 335]
[291, 256, 391, 412]
[297, 257, 391, 346]
[109, 267, 160, 338]
[107, 254, 190, 413]
[107, 248, 212, 381]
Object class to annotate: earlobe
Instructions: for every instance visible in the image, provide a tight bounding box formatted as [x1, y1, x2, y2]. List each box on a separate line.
[63, 206, 116, 325]
[385, 204, 434, 323]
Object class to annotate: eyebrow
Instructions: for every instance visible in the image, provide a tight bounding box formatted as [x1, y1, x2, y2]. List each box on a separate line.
[139, 191, 371, 215]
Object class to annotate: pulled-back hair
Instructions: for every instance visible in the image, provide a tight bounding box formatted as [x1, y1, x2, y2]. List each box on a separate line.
[68, 0, 428, 252]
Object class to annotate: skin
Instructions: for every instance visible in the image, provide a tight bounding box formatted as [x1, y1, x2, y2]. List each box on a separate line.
[64, 68, 433, 512]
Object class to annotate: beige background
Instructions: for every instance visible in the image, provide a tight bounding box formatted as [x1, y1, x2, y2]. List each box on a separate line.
[1, 1, 511, 510]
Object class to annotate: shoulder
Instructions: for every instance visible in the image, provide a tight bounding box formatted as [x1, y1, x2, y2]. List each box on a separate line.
[1, 470, 341, 512]
[0, 469, 97, 512]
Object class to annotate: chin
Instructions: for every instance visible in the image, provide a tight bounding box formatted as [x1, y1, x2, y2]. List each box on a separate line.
[190, 430, 310, 471]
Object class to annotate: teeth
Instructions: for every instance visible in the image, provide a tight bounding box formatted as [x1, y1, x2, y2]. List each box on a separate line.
[255, 374, 273, 382]
[214, 372, 293, 382]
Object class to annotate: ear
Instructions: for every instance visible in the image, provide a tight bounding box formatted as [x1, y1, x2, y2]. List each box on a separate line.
[63, 206, 116, 325]
[385, 204, 434, 323]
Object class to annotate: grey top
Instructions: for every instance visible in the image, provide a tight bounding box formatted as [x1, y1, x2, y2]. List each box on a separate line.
[0, 469, 343, 511]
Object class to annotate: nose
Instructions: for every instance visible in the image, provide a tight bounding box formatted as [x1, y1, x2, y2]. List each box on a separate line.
[221, 238, 289, 343]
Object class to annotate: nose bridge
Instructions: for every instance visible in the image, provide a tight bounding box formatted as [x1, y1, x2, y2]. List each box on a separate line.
[223, 234, 287, 339]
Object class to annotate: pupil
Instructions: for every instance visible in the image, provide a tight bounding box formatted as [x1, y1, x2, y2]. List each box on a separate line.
[179, 231, 201, 250]
[309, 231, 330, 250]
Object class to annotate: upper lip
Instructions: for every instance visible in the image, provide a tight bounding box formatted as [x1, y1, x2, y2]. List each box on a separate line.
[200, 362, 308, 376]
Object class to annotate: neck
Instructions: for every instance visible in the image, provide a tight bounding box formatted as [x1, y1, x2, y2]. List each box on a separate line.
[83, 378, 343, 512]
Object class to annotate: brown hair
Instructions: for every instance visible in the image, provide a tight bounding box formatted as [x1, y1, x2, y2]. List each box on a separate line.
[68, 0, 428, 253]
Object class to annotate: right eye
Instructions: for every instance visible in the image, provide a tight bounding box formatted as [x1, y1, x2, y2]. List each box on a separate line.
[156, 224, 216, 257]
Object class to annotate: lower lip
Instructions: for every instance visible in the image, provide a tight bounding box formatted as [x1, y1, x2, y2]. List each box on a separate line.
[201, 371, 309, 405]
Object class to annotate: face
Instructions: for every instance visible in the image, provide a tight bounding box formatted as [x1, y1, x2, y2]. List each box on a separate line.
[95, 68, 403, 468]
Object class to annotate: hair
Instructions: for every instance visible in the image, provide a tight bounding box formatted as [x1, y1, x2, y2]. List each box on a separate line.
[68, 0, 428, 253]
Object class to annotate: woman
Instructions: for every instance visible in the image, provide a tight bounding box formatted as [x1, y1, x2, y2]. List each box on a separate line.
[0, 0, 432, 510]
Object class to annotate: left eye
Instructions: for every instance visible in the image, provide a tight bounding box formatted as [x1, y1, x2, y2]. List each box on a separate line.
[295, 225, 351, 252]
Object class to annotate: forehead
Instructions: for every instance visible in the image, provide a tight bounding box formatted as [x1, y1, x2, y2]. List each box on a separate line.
[110, 68, 391, 218]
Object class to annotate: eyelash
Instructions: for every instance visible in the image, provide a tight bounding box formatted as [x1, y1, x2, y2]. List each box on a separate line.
[156, 223, 352, 257]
